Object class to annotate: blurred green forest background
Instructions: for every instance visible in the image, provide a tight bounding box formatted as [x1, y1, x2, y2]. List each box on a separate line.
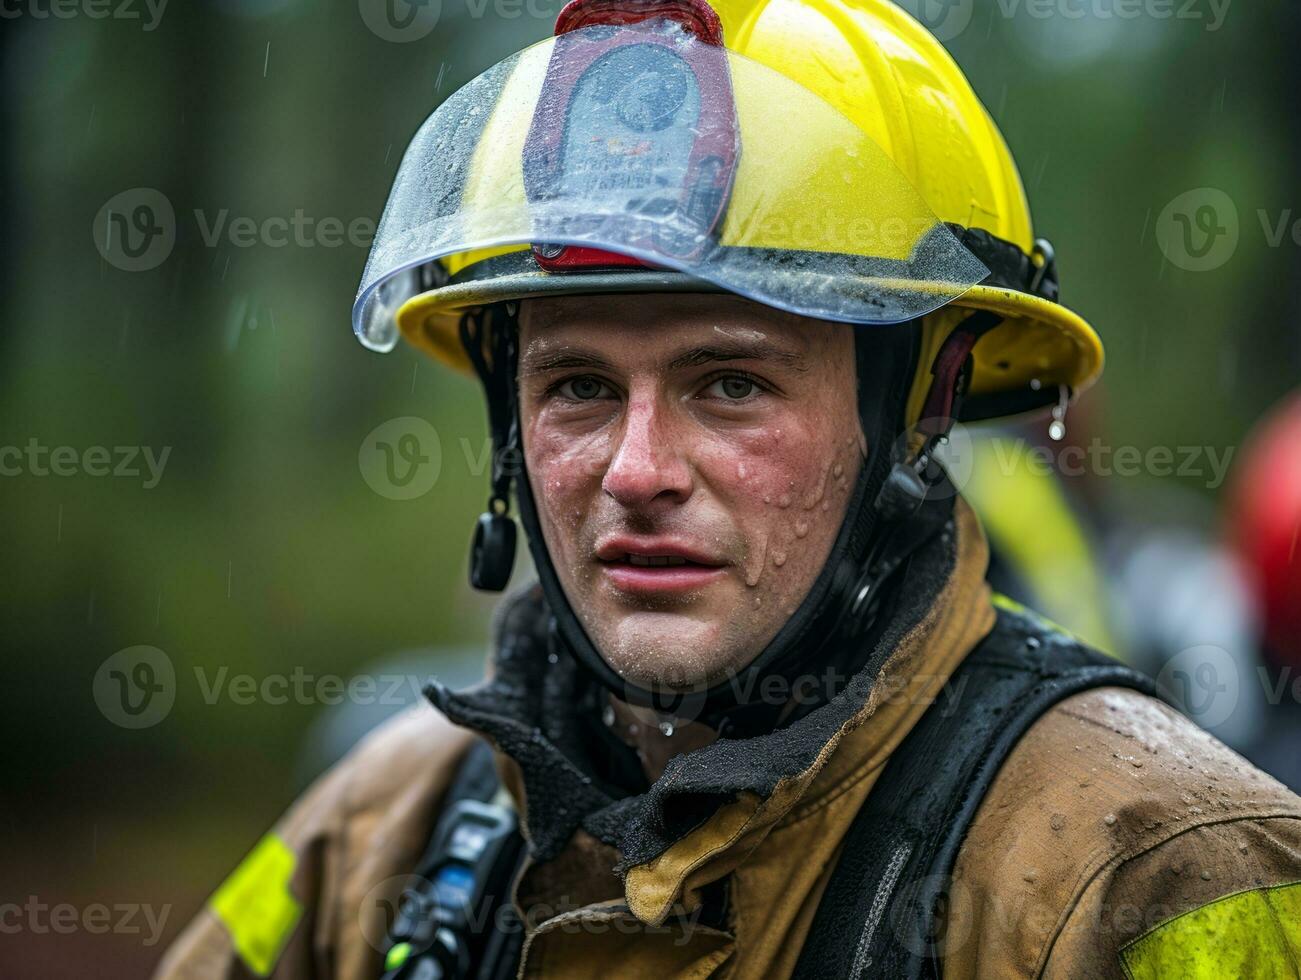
[2, 0, 1299, 975]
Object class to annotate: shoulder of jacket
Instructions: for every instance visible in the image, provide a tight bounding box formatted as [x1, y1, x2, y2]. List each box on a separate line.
[947, 685, 1301, 979]
[322, 702, 476, 819]
[988, 685, 1298, 839]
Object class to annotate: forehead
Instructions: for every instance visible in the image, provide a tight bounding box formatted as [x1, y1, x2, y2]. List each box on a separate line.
[517, 292, 844, 369]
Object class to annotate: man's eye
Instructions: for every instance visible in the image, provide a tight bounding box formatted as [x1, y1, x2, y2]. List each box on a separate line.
[703, 376, 758, 400]
[558, 376, 612, 400]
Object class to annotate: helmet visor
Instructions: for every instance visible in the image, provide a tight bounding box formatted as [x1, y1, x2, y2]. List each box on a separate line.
[354, 19, 988, 351]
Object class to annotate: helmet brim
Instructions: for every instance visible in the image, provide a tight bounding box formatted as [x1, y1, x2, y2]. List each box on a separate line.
[395, 271, 1102, 423]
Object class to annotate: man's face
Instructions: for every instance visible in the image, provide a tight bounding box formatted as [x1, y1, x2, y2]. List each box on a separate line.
[518, 293, 865, 692]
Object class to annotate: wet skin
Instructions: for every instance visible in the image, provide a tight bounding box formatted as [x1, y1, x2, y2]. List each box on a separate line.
[518, 293, 866, 693]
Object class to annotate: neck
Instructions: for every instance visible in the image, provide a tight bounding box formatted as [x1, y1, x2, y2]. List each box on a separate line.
[602, 693, 720, 781]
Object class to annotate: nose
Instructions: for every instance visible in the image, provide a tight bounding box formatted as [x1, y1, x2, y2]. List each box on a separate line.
[601, 388, 694, 510]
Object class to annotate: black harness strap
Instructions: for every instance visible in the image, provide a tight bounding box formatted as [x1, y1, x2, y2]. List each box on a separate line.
[791, 605, 1158, 980]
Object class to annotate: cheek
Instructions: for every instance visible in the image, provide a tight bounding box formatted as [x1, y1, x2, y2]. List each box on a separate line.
[702, 421, 862, 600]
[524, 419, 613, 552]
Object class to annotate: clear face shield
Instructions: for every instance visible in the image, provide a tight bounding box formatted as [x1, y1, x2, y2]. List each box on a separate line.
[353, 17, 988, 352]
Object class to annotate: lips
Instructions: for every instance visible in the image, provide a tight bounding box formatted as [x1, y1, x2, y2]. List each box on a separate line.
[595, 536, 728, 596]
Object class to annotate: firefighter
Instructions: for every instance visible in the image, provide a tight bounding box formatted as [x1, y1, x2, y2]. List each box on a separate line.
[158, 2, 1301, 977]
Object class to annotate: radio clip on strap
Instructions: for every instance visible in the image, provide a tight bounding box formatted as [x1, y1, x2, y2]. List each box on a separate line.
[381, 741, 525, 980]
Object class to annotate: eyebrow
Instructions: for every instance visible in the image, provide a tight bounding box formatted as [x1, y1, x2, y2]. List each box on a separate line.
[519, 348, 616, 376]
[520, 338, 809, 376]
[666, 339, 809, 373]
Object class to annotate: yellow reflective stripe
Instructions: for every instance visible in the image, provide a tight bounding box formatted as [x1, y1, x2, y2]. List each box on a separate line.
[209, 833, 303, 977]
[1119, 880, 1301, 980]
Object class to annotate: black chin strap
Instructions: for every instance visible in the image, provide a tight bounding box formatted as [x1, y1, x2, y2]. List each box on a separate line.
[457, 303, 1001, 733]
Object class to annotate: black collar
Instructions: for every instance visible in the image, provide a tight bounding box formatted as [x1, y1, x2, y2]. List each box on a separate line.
[426, 510, 959, 868]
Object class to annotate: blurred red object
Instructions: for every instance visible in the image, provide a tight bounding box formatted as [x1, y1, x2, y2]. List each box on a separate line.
[1227, 393, 1301, 667]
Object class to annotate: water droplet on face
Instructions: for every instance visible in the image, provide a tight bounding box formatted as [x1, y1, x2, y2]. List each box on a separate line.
[773, 551, 787, 568]
[602, 704, 616, 727]
[1049, 419, 1066, 441]
[833, 463, 844, 479]
[1104, 814, 1117, 826]
[795, 521, 809, 538]
[754, 596, 762, 608]
[658, 720, 675, 737]
[547, 652, 559, 664]
[1050, 813, 1066, 832]
[822, 500, 831, 512]
[762, 496, 772, 505]
[778, 495, 792, 509]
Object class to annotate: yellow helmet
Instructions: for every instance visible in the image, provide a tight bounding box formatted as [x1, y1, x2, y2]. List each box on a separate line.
[361, 0, 1102, 424]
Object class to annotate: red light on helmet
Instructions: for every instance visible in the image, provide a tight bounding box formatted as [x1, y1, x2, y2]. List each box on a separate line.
[554, 0, 724, 45]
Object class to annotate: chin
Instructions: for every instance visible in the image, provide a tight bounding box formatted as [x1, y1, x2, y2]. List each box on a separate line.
[593, 609, 752, 693]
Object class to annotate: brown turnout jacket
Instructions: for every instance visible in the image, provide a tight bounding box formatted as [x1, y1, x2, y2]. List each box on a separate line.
[156, 501, 1301, 979]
